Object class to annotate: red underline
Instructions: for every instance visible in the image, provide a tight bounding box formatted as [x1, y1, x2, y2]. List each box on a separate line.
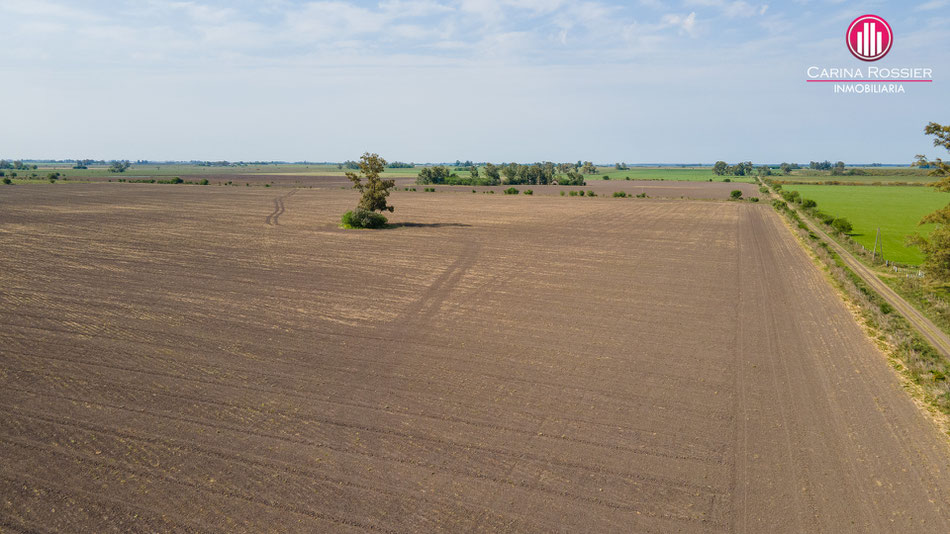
[806, 79, 933, 82]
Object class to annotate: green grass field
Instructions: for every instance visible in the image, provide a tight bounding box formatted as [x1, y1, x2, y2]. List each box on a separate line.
[585, 167, 757, 183]
[775, 166, 934, 184]
[787, 184, 950, 264]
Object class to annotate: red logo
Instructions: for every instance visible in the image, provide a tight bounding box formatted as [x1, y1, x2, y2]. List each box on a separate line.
[847, 15, 892, 61]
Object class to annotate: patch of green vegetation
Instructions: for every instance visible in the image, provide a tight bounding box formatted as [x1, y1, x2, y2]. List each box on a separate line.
[786, 185, 949, 264]
[341, 209, 388, 229]
[777, 166, 933, 184]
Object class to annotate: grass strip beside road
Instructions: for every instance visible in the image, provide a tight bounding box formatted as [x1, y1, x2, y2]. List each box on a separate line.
[765, 184, 950, 421]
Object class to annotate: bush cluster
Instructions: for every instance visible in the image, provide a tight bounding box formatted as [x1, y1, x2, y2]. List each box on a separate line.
[831, 218, 853, 234]
[613, 191, 627, 198]
[504, 187, 519, 195]
[341, 208, 388, 229]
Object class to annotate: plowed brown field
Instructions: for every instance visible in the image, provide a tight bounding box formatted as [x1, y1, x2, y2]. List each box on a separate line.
[1, 184, 948, 533]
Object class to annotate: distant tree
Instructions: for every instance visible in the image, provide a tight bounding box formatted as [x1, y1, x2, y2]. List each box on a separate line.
[712, 161, 728, 175]
[561, 170, 585, 186]
[756, 165, 772, 177]
[730, 189, 743, 199]
[733, 161, 753, 176]
[502, 163, 520, 183]
[416, 165, 451, 185]
[580, 161, 597, 174]
[615, 162, 628, 170]
[109, 160, 131, 173]
[483, 163, 500, 185]
[538, 162, 555, 184]
[468, 165, 479, 179]
[558, 162, 576, 174]
[343, 160, 360, 170]
[780, 162, 792, 175]
[387, 161, 414, 169]
[347, 152, 395, 213]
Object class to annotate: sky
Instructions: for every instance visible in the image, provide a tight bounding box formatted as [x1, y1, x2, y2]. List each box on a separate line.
[0, 0, 948, 164]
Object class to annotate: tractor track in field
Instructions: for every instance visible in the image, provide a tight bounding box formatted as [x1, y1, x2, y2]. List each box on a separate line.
[3, 186, 950, 532]
[264, 189, 296, 226]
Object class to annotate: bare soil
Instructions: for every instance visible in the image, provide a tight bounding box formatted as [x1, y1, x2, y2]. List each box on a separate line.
[0, 184, 948, 532]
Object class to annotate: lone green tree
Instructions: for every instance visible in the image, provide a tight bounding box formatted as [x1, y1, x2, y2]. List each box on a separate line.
[909, 122, 950, 281]
[347, 152, 395, 213]
[712, 161, 728, 175]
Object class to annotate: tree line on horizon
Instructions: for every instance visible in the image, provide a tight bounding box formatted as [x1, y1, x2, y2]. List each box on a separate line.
[416, 161, 598, 186]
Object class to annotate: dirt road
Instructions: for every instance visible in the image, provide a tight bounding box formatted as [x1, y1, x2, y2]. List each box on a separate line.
[0, 185, 948, 532]
[782, 194, 950, 360]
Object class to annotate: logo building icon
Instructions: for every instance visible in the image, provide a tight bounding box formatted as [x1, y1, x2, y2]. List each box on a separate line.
[847, 15, 892, 61]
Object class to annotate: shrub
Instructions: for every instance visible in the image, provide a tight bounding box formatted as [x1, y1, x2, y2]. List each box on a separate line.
[341, 208, 388, 229]
[759, 186, 768, 193]
[723, 178, 731, 182]
[578, 190, 585, 196]
[636, 192, 647, 198]
[569, 190, 578, 197]
[831, 217, 853, 234]
[780, 190, 800, 203]
[730, 190, 743, 199]
[749, 196, 759, 202]
[802, 198, 816, 208]
[814, 210, 835, 225]
[524, 189, 533, 195]
[560, 190, 565, 196]
[587, 191, 596, 197]
[2, 177, 11, 185]
[199, 178, 209, 185]
[772, 199, 788, 210]
[603, 176, 610, 180]
[49, 177, 56, 183]
[625, 176, 631, 180]
[613, 191, 627, 198]
[504, 187, 519, 195]
[880, 302, 893, 314]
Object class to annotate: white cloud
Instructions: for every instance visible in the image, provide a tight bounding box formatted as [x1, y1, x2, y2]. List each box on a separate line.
[662, 12, 697, 36]
[916, 0, 950, 11]
[685, 0, 764, 18]
[0, 0, 102, 21]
